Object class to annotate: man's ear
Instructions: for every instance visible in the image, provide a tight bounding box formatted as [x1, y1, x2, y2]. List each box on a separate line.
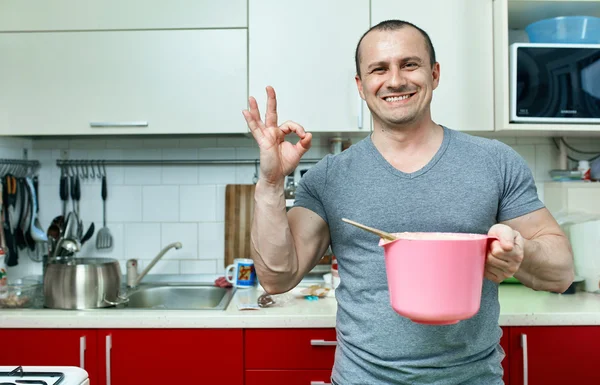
[432, 62, 440, 90]
[355, 75, 365, 100]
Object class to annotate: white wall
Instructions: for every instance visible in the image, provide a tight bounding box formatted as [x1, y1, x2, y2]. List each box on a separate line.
[2, 134, 599, 279]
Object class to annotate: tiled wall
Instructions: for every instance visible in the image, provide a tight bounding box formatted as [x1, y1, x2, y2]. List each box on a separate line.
[1, 133, 599, 279]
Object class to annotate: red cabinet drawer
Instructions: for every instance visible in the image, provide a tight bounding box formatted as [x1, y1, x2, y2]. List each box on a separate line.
[245, 329, 337, 369]
[245, 370, 333, 385]
[510, 326, 600, 385]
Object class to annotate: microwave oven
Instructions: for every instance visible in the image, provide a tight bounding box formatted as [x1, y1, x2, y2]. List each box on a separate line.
[510, 43, 600, 123]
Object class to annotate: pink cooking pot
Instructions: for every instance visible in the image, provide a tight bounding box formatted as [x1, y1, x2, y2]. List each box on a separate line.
[380, 233, 497, 325]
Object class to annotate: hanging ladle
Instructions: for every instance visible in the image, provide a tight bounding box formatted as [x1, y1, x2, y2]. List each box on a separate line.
[341, 218, 398, 242]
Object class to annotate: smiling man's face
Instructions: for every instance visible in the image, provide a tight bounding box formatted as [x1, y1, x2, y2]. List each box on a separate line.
[356, 27, 440, 129]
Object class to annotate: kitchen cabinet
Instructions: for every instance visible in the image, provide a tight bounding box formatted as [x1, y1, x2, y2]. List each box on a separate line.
[245, 328, 337, 370]
[0, 29, 248, 136]
[246, 327, 509, 384]
[0, 329, 97, 383]
[371, 0, 495, 132]
[97, 329, 243, 385]
[493, 0, 600, 133]
[0, 0, 247, 31]
[245, 328, 337, 384]
[248, 0, 371, 133]
[509, 326, 600, 385]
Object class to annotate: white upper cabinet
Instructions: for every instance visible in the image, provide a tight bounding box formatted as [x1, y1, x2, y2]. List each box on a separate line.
[372, 0, 495, 132]
[249, 0, 371, 133]
[0, 29, 248, 135]
[0, 0, 247, 30]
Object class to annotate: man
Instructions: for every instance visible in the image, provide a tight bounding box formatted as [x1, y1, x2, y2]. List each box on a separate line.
[242, 19, 574, 384]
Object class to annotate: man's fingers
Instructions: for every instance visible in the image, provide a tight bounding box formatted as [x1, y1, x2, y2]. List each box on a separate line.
[487, 253, 511, 270]
[279, 120, 312, 155]
[296, 132, 313, 153]
[265, 86, 279, 128]
[485, 268, 505, 283]
[248, 96, 265, 130]
[242, 110, 264, 142]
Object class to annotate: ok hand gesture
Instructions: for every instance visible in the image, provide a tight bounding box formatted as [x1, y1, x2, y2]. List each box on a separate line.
[242, 86, 312, 185]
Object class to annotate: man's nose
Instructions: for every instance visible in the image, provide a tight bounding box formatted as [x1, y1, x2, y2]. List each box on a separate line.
[386, 67, 408, 89]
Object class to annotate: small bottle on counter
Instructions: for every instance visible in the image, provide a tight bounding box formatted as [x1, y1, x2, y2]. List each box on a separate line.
[578, 160, 591, 181]
[126, 259, 138, 288]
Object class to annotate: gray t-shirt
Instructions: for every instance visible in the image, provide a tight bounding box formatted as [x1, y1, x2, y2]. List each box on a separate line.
[294, 127, 544, 385]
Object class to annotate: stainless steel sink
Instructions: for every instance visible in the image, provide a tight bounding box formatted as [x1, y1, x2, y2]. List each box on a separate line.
[122, 284, 235, 310]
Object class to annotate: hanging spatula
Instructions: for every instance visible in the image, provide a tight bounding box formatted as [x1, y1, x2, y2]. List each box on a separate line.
[96, 175, 112, 249]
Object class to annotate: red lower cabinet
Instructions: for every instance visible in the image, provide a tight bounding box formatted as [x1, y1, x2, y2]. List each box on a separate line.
[97, 329, 243, 385]
[245, 329, 337, 384]
[245, 328, 337, 370]
[245, 370, 333, 385]
[245, 328, 510, 385]
[509, 326, 600, 385]
[0, 329, 97, 383]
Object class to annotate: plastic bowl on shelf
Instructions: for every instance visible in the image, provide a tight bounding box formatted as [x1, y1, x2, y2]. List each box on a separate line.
[0, 277, 42, 309]
[525, 16, 600, 44]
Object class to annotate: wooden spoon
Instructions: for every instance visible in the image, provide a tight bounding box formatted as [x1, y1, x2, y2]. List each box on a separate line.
[341, 218, 397, 242]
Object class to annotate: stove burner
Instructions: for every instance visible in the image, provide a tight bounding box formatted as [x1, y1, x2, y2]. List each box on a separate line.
[0, 367, 64, 385]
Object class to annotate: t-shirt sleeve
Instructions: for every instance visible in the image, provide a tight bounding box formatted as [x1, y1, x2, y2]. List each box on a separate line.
[493, 141, 545, 222]
[293, 155, 330, 224]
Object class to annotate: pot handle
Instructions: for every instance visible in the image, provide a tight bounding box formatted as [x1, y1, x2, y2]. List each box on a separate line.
[103, 292, 129, 306]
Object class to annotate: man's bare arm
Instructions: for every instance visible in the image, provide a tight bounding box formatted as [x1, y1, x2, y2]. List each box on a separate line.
[250, 180, 330, 294]
[504, 208, 574, 293]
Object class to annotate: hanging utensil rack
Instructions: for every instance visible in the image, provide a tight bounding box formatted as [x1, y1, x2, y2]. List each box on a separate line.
[56, 158, 322, 182]
[0, 159, 41, 177]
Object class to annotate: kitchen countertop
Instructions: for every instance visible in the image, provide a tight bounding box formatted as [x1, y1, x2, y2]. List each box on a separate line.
[0, 284, 599, 328]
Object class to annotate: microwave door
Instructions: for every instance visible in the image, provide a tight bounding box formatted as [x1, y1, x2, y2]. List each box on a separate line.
[514, 45, 600, 122]
[581, 59, 600, 116]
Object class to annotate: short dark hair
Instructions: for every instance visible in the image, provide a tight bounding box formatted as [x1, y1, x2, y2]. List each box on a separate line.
[354, 20, 437, 78]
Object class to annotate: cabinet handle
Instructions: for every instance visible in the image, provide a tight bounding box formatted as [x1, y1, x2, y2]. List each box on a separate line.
[521, 333, 528, 385]
[90, 121, 148, 128]
[357, 94, 363, 129]
[310, 382, 331, 385]
[310, 339, 337, 346]
[106, 334, 112, 385]
[79, 336, 86, 369]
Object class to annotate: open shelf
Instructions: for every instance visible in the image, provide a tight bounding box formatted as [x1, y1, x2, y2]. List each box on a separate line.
[493, 0, 600, 134]
[508, 0, 600, 30]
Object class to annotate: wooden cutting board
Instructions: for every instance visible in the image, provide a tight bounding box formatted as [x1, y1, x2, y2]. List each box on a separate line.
[224, 184, 256, 267]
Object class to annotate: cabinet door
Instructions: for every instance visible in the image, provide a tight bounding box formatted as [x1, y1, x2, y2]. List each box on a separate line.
[372, 0, 494, 132]
[0, 0, 247, 31]
[246, 370, 333, 385]
[0, 29, 247, 136]
[249, 0, 371, 133]
[245, 329, 337, 370]
[98, 329, 243, 385]
[510, 326, 600, 385]
[0, 329, 97, 383]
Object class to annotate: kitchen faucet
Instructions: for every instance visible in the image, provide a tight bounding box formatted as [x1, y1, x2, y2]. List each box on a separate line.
[128, 242, 182, 288]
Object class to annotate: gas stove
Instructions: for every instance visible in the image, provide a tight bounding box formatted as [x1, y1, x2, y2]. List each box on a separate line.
[0, 366, 89, 385]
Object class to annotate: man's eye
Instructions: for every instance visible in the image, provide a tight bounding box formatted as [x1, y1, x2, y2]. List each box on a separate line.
[372, 68, 385, 73]
[405, 63, 418, 68]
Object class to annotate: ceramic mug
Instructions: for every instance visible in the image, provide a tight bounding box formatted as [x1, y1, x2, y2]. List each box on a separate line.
[225, 258, 257, 288]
